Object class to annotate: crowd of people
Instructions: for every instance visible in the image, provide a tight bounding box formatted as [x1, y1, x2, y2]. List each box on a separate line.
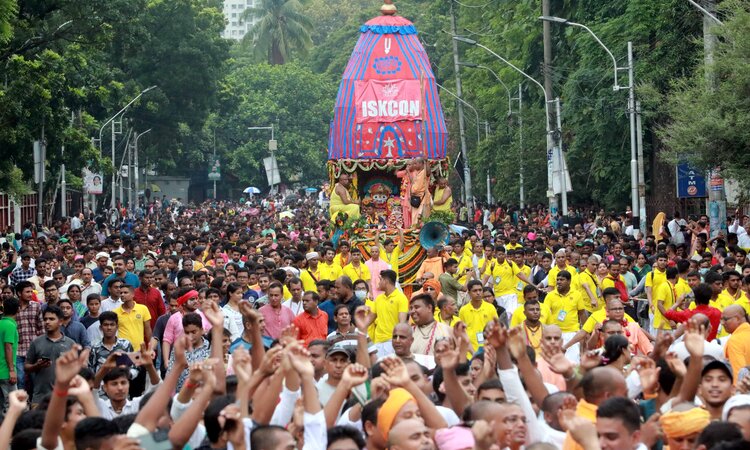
[0, 190, 750, 450]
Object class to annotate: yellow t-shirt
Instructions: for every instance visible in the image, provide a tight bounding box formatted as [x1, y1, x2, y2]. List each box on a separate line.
[510, 302, 552, 327]
[484, 258, 520, 297]
[333, 252, 351, 268]
[343, 263, 371, 283]
[372, 289, 409, 343]
[457, 254, 486, 284]
[516, 264, 532, 300]
[645, 268, 667, 294]
[548, 264, 581, 293]
[366, 298, 377, 338]
[581, 309, 636, 334]
[505, 243, 523, 251]
[319, 262, 342, 282]
[458, 301, 498, 350]
[300, 268, 319, 292]
[380, 247, 402, 275]
[580, 270, 604, 312]
[653, 281, 677, 330]
[545, 289, 585, 333]
[114, 303, 152, 349]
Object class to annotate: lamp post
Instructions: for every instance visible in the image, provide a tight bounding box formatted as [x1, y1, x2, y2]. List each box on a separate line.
[539, 16, 641, 230]
[459, 62, 527, 209]
[452, 36, 564, 215]
[133, 129, 151, 211]
[436, 83, 482, 207]
[248, 125, 278, 193]
[96, 85, 157, 210]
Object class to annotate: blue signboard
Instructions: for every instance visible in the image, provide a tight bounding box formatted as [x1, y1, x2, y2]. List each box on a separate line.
[676, 163, 707, 198]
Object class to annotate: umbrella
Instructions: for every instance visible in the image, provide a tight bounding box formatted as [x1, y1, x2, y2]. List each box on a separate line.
[243, 187, 261, 194]
[304, 187, 318, 193]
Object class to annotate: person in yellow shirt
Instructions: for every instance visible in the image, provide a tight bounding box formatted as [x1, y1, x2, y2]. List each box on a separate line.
[718, 271, 746, 310]
[484, 246, 533, 320]
[333, 240, 352, 268]
[653, 267, 679, 331]
[319, 247, 342, 282]
[562, 288, 640, 354]
[342, 248, 371, 284]
[704, 271, 733, 337]
[511, 250, 532, 304]
[723, 303, 750, 383]
[458, 279, 498, 351]
[457, 241, 487, 284]
[645, 253, 668, 333]
[504, 232, 523, 251]
[435, 296, 460, 327]
[510, 285, 551, 328]
[545, 270, 585, 363]
[579, 256, 603, 313]
[300, 252, 321, 292]
[547, 249, 581, 294]
[379, 228, 404, 282]
[366, 269, 408, 357]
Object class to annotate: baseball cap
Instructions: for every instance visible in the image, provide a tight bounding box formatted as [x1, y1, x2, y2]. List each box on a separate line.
[326, 344, 353, 361]
[722, 394, 750, 421]
[95, 252, 110, 260]
[702, 359, 733, 381]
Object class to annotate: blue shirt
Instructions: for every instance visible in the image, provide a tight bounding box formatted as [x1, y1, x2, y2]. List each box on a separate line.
[229, 335, 273, 353]
[318, 299, 337, 334]
[101, 272, 140, 296]
[62, 320, 91, 349]
[92, 268, 106, 283]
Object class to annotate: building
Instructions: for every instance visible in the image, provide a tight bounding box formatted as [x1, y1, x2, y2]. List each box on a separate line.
[221, 0, 258, 40]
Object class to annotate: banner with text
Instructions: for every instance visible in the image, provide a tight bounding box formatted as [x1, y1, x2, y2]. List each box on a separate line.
[676, 163, 707, 198]
[355, 79, 423, 124]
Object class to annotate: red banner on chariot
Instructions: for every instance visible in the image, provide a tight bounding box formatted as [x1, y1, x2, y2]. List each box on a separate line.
[355, 79, 423, 123]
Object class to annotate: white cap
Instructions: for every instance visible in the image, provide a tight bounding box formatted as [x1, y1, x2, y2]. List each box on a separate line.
[95, 252, 110, 260]
[306, 252, 320, 261]
[723, 394, 750, 421]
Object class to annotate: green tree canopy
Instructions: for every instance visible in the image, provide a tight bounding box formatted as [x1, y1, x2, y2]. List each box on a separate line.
[243, 0, 313, 65]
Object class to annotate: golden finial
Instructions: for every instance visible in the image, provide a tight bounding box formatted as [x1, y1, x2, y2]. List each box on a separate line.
[381, 0, 397, 15]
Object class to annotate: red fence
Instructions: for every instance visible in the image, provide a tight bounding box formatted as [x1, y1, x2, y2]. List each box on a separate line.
[0, 192, 74, 232]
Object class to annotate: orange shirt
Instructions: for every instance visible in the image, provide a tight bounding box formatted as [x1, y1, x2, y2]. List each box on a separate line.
[417, 257, 445, 280]
[293, 310, 329, 347]
[563, 400, 598, 450]
[537, 357, 566, 392]
[725, 322, 750, 383]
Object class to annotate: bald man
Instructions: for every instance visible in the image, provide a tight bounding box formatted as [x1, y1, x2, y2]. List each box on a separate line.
[562, 367, 628, 450]
[464, 400, 528, 450]
[392, 323, 414, 359]
[724, 303, 750, 382]
[538, 325, 566, 391]
[388, 419, 436, 450]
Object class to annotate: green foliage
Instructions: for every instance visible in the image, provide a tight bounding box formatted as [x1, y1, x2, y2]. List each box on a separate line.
[426, 209, 456, 226]
[658, 0, 750, 191]
[213, 62, 335, 189]
[242, 0, 313, 65]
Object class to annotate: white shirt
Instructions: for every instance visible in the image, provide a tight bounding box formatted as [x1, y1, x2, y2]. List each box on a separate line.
[283, 298, 304, 316]
[97, 395, 145, 420]
[100, 298, 123, 313]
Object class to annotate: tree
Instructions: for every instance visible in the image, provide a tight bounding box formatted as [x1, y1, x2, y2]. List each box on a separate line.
[242, 0, 313, 65]
[658, 0, 750, 190]
[213, 63, 335, 189]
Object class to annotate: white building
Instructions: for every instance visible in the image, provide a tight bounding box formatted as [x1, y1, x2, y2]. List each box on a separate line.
[221, 0, 257, 40]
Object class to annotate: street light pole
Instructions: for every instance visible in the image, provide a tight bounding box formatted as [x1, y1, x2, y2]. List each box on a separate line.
[539, 16, 640, 230]
[449, 1, 472, 214]
[134, 129, 151, 211]
[516, 84, 524, 209]
[452, 36, 562, 214]
[95, 86, 157, 211]
[248, 125, 277, 193]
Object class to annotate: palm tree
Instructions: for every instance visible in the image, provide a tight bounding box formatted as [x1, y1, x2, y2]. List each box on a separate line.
[242, 0, 313, 65]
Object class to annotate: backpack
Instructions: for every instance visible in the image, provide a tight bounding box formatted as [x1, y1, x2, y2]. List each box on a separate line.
[609, 275, 629, 302]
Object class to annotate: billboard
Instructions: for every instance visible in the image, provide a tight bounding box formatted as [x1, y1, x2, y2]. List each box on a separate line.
[208, 157, 221, 181]
[83, 168, 103, 195]
[676, 163, 707, 198]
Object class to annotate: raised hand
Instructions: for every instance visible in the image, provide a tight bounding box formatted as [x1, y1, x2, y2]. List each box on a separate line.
[341, 363, 370, 388]
[8, 390, 28, 413]
[380, 356, 410, 387]
[286, 343, 314, 378]
[139, 343, 154, 367]
[259, 346, 283, 377]
[481, 344, 497, 377]
[239, 301, 261, 324]
[67, 375, 92, 397]
[354, 305, 373, 332]
[562, 414, 599, 449]
[484, 320, 507, 349]
[55, 345, 90, 387]
[231, 347, 253, 385]
[436, 338, 461, 371]
[664, 351, 686, 379]
[640, 413, 663, 448]
[684, 317, 705, 359]
[187, 362, 205, 386]
[279, 324, 300, 347]
[541, 345, 575, 378]
[371, 377, 392, 399]
[580, 351, 603, 371]
[634, 357, 661, 396]
[173, 335, 191, 369]
[652, 331, 674, 358]
[202, 300, 225, 328]
[471, 419, 496, 450]
[506, 326, 528, 360]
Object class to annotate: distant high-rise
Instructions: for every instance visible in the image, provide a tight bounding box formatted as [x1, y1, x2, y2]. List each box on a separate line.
[221, 0, 257, 40]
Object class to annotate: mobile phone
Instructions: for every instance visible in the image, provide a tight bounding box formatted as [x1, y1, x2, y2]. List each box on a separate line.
[115, 353, 134, 367]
